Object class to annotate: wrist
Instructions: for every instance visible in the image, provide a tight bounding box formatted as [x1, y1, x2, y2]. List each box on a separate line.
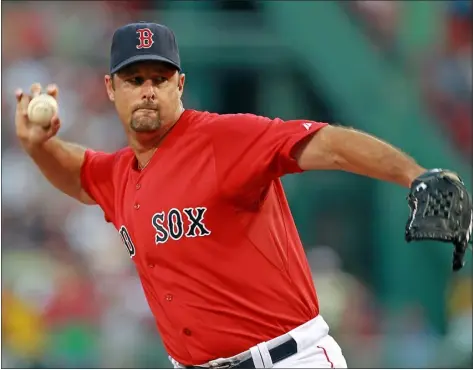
[406, 166, 426, 187]
[20, 138, 52, 156]
[20, 139, 40, 154]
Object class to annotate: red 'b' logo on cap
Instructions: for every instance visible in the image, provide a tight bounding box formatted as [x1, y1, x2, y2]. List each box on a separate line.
[136, 28, 154, 49]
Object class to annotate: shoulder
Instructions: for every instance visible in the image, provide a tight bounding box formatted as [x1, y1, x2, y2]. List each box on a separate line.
[191, 110, 272, 124]
[115, 147, 135, 161]
[86, 146, 133, 162]
[187, 110, 274, 133]
[112, 147, 135, 174]
[84, 147, 134, 174]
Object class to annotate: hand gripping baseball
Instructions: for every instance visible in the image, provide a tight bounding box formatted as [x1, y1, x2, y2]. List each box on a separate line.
[15, 83, 61, 148]
[405, 169, 473, 271]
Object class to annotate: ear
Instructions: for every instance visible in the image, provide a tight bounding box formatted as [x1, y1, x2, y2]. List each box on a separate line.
[104, 75, 115, 102]
[178, 73, 186, 98]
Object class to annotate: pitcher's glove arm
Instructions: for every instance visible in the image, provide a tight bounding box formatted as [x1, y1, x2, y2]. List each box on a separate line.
[405, 169, 473, 271]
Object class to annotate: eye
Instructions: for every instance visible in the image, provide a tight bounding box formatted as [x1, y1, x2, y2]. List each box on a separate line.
[152, 76, 168, 85]
[125, 76, 168, 86]
[128, 77, 144, 85]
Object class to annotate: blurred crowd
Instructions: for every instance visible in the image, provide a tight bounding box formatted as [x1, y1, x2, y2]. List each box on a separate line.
[420, 0, 472, 160]
[2, 1, 471, 369]
[347, 0, 472, 160]
[307, 247, 472, 369]
[2, 2, 170, 368]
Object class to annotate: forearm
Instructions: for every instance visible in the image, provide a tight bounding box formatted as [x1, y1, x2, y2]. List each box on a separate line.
[23, 138, 93, 203]
[297, 125, 426, 187]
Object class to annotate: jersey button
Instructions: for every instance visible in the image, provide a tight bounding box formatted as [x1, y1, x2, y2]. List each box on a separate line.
[183, 328, 192, 336]
[136, 183, 141, 190]
[134, 203, 140, 210]
[165, 294, 173, 301]
[148, 264, 155, 268]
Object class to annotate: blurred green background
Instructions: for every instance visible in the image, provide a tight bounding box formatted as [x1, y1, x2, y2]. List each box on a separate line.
[1, 0, 471, 368]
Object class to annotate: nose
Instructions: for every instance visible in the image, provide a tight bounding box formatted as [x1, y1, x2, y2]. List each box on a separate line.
[141, 80, 156, 101]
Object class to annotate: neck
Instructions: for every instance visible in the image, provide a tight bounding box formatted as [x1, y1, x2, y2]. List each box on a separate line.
[134, 146, 158, 170]
[130, 105, 185, 169]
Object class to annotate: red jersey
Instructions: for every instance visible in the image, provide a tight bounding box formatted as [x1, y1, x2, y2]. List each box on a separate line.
[81, 110, 327, 365]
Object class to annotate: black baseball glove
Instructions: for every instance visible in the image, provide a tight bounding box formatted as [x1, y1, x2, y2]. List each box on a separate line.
[405, 169, 472, 271]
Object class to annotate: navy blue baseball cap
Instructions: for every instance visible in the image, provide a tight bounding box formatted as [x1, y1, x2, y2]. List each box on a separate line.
[110, 22, 181, 74]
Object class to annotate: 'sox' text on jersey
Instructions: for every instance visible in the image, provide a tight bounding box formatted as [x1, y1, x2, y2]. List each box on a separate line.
[152, 207, 211, 245]
[119, 207, 211, 258]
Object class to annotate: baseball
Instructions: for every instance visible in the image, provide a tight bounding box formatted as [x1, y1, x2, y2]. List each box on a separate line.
[27, 94, 58, 127]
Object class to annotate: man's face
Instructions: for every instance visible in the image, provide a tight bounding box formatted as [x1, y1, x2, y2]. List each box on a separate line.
[105, 61, 185, 134]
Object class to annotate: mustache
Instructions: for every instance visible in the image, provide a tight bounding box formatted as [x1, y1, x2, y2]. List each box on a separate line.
[133, 103, 159, 112]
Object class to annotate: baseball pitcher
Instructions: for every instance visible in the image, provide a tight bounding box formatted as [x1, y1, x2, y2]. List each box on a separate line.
[15, 22, 472, 368]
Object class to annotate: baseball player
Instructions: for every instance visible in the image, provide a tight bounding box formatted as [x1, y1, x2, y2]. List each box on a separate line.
[15, 22, 472, 369]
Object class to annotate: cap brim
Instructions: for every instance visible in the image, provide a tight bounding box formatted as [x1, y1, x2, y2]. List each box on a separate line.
[111, 54, 180, 74]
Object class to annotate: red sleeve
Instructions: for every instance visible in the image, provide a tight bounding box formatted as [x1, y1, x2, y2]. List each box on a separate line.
[208, 113, 328, 198]
[80, 149, 116, 223]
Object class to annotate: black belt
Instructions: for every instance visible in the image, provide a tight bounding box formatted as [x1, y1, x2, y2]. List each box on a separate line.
[186, 337, 298, 369]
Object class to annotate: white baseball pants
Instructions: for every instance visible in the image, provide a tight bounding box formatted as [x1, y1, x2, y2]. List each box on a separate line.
[171, 314, 347, 368]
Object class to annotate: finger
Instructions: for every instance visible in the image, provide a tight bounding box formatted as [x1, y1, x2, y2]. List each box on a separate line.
[19, 93, 31, 116]
[452, 242, 467, 271]
[15, 89, 23, 103]
[30, 83, 42, 98]
[49, 116, 61, 136]
[40, 116, 60, 139]
[50, 115, 60, 130]
[15, 89, 31, 116]
[452, 255, 464, 271]
[46, 84, 59, 100]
